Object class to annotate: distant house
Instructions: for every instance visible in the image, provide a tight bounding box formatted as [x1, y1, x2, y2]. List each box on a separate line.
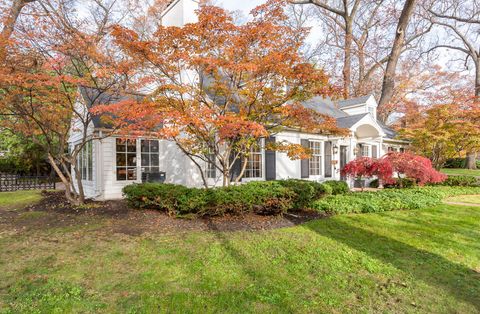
[68, 0, 408, 200]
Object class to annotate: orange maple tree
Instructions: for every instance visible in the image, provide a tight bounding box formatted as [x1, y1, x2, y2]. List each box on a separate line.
[0, 0, 129, 204]
[399, 94, 480, 169]
[95, 0, 348, 187]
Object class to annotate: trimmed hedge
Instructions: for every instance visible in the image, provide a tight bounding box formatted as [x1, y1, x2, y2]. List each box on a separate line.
[123, 179, 345, 217]
[322, 180, 349, 195]
[312, 186, 480, 215]
[370, 178, 417, 189]
[443, 158, 480, 169]
[439, 175, 479, 187]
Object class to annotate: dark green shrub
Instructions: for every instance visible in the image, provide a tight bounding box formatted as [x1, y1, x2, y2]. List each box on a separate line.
[443, 158, 480, 169]
[212, 181, 295, 215]
[441, 175, 479, 187]
[277, 179, 332, 210]
[384, 178, 417, 188]
[123, 181, 296, 217]
[369, 179, 379, 188]
[443, 158, 465, 169]
[312, 186, 480, 215]
[322, 180, 350, 195]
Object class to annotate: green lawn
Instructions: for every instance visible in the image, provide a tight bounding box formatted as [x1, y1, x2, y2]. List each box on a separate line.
[1, 198, 480, 313]
[445, 194, 480, 205]
[441, 168, 480, 177]
[0, 190, 42, 210]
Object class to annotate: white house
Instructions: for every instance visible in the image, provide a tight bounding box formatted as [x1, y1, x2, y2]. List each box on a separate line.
[68, 0, 408, 200]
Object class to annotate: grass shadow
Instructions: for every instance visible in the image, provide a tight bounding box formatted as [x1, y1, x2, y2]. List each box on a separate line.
[302, 219, 480, 310]
[204, 219, 296, 312]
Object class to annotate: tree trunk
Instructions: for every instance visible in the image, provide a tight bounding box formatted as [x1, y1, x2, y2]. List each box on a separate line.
[343, 20, 353, 99]
[466, 61, 480, 170]
[356, 44, 365, 96]
[378, 0, 417, 122]
[475, 59, 480, 98]
[0, 0, 36, 62]
[466, 151, 477, 170]
[47, 153, 81, 205]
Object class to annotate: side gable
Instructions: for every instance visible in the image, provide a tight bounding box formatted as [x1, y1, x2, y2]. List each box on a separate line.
[338, 94, 378, 120]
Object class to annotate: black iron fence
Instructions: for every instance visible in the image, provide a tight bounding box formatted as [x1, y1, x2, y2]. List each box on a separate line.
[0, 174, 56, 192]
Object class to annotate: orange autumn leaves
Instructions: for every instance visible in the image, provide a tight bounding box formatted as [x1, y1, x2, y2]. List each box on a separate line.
[96, 1, 347, 152]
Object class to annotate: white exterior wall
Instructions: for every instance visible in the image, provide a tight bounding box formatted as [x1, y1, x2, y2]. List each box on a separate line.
[341, 96, 377, 120]
[69, 98, 98, 199]
[93, 137, 204, 200]
[161, 0, 199, 27]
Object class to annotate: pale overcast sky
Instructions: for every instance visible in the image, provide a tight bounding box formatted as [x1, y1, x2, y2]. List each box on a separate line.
[218, 0, 264, 13]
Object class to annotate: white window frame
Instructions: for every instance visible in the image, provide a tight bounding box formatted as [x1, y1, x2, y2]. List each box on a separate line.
[244, 143, 263, 179]
[309, 140, 323, 176]
[116, 138, 137, 181]
[205, 150, 217, 179]
[141, 139, 160, 174]
[77, 141, 93, 181]
[361, 145, 370, 157]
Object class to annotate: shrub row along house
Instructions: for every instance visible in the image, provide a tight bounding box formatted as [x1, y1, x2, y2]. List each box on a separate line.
[68, 0, 408, 200]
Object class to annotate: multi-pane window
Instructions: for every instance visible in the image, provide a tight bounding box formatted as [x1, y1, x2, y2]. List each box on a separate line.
[77, 141, 93, 181]
[361, 145, 370, 157]
[205, 152, 216, 179]
[141, 140, 160, 173]
[244, 145, 262, 178]
[116, 138, 137, 181]
[309, 141, 322, 176]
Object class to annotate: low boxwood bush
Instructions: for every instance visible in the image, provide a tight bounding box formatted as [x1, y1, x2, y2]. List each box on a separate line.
[123, 180, 334, 217]
[312, 186, 480, 215]
[322, 180, 349, 195]
[277, 179, 332, 210]
[439, 175, 479, 187]
[369, 178, 417, 189]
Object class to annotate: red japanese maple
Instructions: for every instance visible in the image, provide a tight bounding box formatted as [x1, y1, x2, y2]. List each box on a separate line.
[382, 152, 447, 186]
[342, 152, 446, 188]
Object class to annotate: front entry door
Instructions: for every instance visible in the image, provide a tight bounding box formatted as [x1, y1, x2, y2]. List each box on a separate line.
[340, 145, 348, 181]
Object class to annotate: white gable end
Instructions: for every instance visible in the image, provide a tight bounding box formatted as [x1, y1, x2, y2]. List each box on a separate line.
[161, 0, 199, 27]
[340, 95, 378, 120]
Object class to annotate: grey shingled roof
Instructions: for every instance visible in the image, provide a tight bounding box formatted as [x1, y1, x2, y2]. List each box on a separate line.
[79, 86, 144, 128]
[336, 113, 369, 129]
[337, 95, 373, 109]
[377, 120, 398, 139]
[300, 96, 348, 119]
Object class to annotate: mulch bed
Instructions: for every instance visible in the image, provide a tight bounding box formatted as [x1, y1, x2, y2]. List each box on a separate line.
[0, 191, 328, 235]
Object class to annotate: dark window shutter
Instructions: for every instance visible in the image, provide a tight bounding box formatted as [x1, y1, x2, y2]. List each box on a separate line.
[372, 145, 378, 158]
[265, 137, 276, 181]
[324, 141, 332, 178]
[230, 155, 242, 182]
[301, 139, 310, 178]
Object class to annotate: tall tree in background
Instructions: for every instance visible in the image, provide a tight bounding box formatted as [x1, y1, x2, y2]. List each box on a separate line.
[290, 0, 429, 123]
[289, 0, 362, 98]
[427, 0, 480, 169]
[377, 0, 418, 121]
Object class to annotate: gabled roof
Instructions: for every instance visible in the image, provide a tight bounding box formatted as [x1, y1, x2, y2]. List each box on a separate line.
[336, 113, 369, 129]
[300, 96, 348, 119]
[79, 86, 144, 128]
[377, 120, 399, 140]
[337, 95, 374, 109]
